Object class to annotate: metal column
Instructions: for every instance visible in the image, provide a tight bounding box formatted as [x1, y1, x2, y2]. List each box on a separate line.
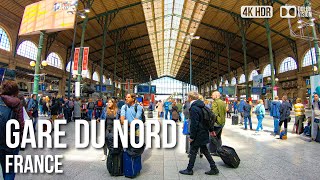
[77, 16, 89, 90]
[33, 31, 45, 95]
[100, 15, 108, 98]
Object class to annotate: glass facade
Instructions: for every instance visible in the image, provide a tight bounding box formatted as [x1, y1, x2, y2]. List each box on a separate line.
[136, 76, 197, 100]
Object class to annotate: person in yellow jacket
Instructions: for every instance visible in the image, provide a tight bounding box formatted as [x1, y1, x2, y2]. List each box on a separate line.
[293, 98, 305, 134]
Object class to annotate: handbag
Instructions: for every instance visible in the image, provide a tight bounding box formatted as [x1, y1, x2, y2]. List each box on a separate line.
[182, 120, 190, 135]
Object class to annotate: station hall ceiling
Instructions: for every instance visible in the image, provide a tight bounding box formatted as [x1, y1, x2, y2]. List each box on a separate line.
[2, 0, 320, 84]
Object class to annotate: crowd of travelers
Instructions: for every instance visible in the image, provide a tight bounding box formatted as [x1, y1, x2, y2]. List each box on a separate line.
[1, 80, 319, 179]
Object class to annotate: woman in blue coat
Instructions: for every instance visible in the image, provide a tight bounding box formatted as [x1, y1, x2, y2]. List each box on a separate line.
[255, 99, 266, 133]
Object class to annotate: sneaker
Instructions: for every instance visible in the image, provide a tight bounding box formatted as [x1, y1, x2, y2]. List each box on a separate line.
[179, 169, 193, 175]
[205, 166, 219, 175]
[101, 155, 107, 161]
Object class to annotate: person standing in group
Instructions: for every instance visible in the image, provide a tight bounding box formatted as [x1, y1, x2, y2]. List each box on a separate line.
[63, 97, 72, 123]
[311, 93, 320, 141]
[87, 98, 95, 121]
[163, 99, 172, 120]
[171, 101, 179, 122]
[179, 91, 219, 176]
[254, 99, 265, 133]
[176, 99, 183, 121]
[95, 98, 104, 119]
[27, 94, 39, 131]
[73, 98, 81, 121]
[210, 91, 227, 156]
[279, 95, 292, 136]
[293, 98, 305, 134]
[50, 95, 60, 121]
[156, 100, 163, 118]
[238, 98, 246, 125]
[233, 100, 238, 114]
[227, 102, 232, 118]
[270, 96, 281, 135]
[100, 98, 120, 161]
[0, 81, 24, 179]
[243, 100, 252, 130]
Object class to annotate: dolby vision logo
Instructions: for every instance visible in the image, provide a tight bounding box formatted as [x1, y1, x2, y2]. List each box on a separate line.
[280, 5, 297, 18]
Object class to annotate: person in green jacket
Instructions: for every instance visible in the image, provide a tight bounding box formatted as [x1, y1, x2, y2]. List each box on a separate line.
[210, 91, 227, 154]
[176, 99, 183, 121]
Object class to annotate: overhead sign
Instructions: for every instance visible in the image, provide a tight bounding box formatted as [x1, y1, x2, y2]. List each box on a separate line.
[253, 74, 263, 87]
[218, 86, 236, 95]
[251, 87, 262, 95]
[19, 0, 78, 36]
[137, 85, 156, 94]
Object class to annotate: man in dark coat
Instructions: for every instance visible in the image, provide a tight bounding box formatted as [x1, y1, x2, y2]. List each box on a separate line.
[279, 95, 291, 135]
[179, 91, 219, 176]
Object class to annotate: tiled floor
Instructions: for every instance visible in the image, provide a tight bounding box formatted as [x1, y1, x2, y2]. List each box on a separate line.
[16, 111, 320, 180]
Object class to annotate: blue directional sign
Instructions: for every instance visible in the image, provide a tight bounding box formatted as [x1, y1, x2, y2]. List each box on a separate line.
[137, 85, 156, 94]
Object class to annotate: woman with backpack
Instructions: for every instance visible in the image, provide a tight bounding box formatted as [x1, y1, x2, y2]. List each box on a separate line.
[99, 98, 120, 161]
[255, 99, 266, 133]
[0, 81, 24, 179]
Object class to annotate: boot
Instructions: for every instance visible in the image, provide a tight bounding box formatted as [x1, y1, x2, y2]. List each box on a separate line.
[205, 166, 219, 175]
[179, 169, 193, 175]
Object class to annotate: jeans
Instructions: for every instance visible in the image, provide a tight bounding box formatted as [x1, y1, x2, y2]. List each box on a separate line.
[279, 119, 288, 133]
[244, 116, 252, 129]
[273, 117, 280, 134]
[39, 105, 43, 115]
[256, 115, 264, 131]
[0, 148, 19, 180]
[187, 144, 216, 170]
[169, 111, 172, 120]
[95, 108, 102, 119]
[165, 109, 169, 119]
[88, 109, 93, 120]
[32, 117, 39, 131]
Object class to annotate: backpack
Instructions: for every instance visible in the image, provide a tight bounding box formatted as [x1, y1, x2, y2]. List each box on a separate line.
[88, 102, 95, 109]
[0, 97, 18, 151]
[125, 104, 146, 123]
[255, 105, 261, 115]
[201, 106, 216, 132]
[97, 100, 103, 107]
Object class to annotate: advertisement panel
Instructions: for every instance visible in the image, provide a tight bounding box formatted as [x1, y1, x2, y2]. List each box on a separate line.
[81, 47, 89, 77]
[19, 0, 78, 36]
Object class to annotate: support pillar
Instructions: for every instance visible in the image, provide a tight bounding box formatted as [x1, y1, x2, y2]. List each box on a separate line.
[33, 31, 45, 95]
[100, 15, 108, 98]
[233, 16, 251, 99]
[59, 74, 67, 96]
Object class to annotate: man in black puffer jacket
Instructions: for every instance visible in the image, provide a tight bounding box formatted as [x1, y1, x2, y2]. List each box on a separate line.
[179, 91, 219, 176]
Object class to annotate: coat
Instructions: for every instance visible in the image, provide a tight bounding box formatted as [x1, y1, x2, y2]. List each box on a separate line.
[73, 101, 81, 118]
[171, 105, 179, 121]
[156, 102, 163, 112]
[280, 101, 291, 121]
[243, 103, 251, 118]
[189, 100, 209, 146]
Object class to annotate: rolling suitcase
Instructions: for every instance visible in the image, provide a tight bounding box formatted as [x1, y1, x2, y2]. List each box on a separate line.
[232, 115, 239, 125]
[107, 152, 123, 176]
[217, 145, 240, 168]
[123, 151, 142, 178]
[148, 111, 153, 118]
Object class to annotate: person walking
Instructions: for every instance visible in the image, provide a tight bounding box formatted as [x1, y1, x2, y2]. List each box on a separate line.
[255, 99, 266, 133]
[210, 91, 227, 156]
[156, 100, 163, 118]
[270, 96, 281, 135]
[99, 98, 120, 161]
[293, 98, 305, 134]
[279, 96, 292, 136]
[179, 91, 219, 176]
[243, 100, 252, 130]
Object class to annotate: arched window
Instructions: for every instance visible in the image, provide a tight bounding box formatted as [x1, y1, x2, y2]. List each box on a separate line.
[66, 61, 75, 75]
[231, 77, 236, 85]
[279, 57, 297, 73]
[302, 47, 319, 67]
[249, 70, 258, 81]
[17, 41, 37, 60]
[46, 52, 63, 69]
[263, 64, 271, 77]
[103, 75, 106, 84]
[0, 27, 11, 51]
[239, 74, 245, 83]
[93, 72, 99, 82]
